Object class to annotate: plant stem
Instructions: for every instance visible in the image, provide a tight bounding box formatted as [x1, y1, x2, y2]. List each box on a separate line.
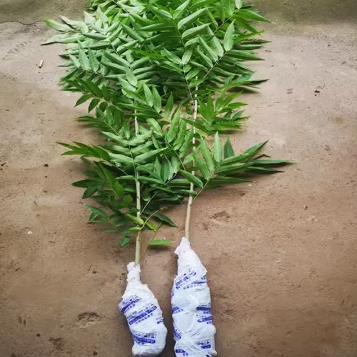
[134, 112, 142, 266]
[184, 86, 198, 241]
[135, 230, 141, 265]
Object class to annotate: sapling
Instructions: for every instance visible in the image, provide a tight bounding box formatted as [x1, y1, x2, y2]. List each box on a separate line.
[45, 0, 289, 355]
[117, 109, 168, 357]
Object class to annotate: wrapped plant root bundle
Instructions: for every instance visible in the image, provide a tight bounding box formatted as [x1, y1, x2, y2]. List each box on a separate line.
[172, 238, 216, 357]
[119, 262, 167, 357]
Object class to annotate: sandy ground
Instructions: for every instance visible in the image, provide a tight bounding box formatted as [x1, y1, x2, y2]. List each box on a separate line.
[1, 2, 357, 357]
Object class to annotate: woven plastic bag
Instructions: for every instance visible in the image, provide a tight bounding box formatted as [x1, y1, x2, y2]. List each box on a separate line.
[119, 262, 167, 357]
[172, 238, 217, 357]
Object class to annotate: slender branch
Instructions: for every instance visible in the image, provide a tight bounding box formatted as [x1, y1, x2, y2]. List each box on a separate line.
[184, 85, 198, 240]
[192, 180, 209, 204]
[133, 109, 142, 266]
[136, 207, 162, 263]
[134, 230, 141, 265]
[140, 222, 162, 262]
[141, 192, 159, 216]
[203, 50, 229, 81]
[143, 208, 162, 228]
[213, 18, 230, 35]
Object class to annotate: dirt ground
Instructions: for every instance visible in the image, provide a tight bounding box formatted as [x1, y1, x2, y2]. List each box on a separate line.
[1, 1, 357, 357]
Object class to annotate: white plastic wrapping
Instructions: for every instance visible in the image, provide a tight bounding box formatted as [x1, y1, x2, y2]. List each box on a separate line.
[172, 238, 217, 357]
[119, 262, 167, 357]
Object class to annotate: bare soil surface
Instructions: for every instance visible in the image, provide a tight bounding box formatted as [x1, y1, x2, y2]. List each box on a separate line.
[1, 2, 357, 357]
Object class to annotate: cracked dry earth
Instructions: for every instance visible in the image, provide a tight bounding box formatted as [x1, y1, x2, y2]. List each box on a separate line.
[1, 2, 357, 357]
